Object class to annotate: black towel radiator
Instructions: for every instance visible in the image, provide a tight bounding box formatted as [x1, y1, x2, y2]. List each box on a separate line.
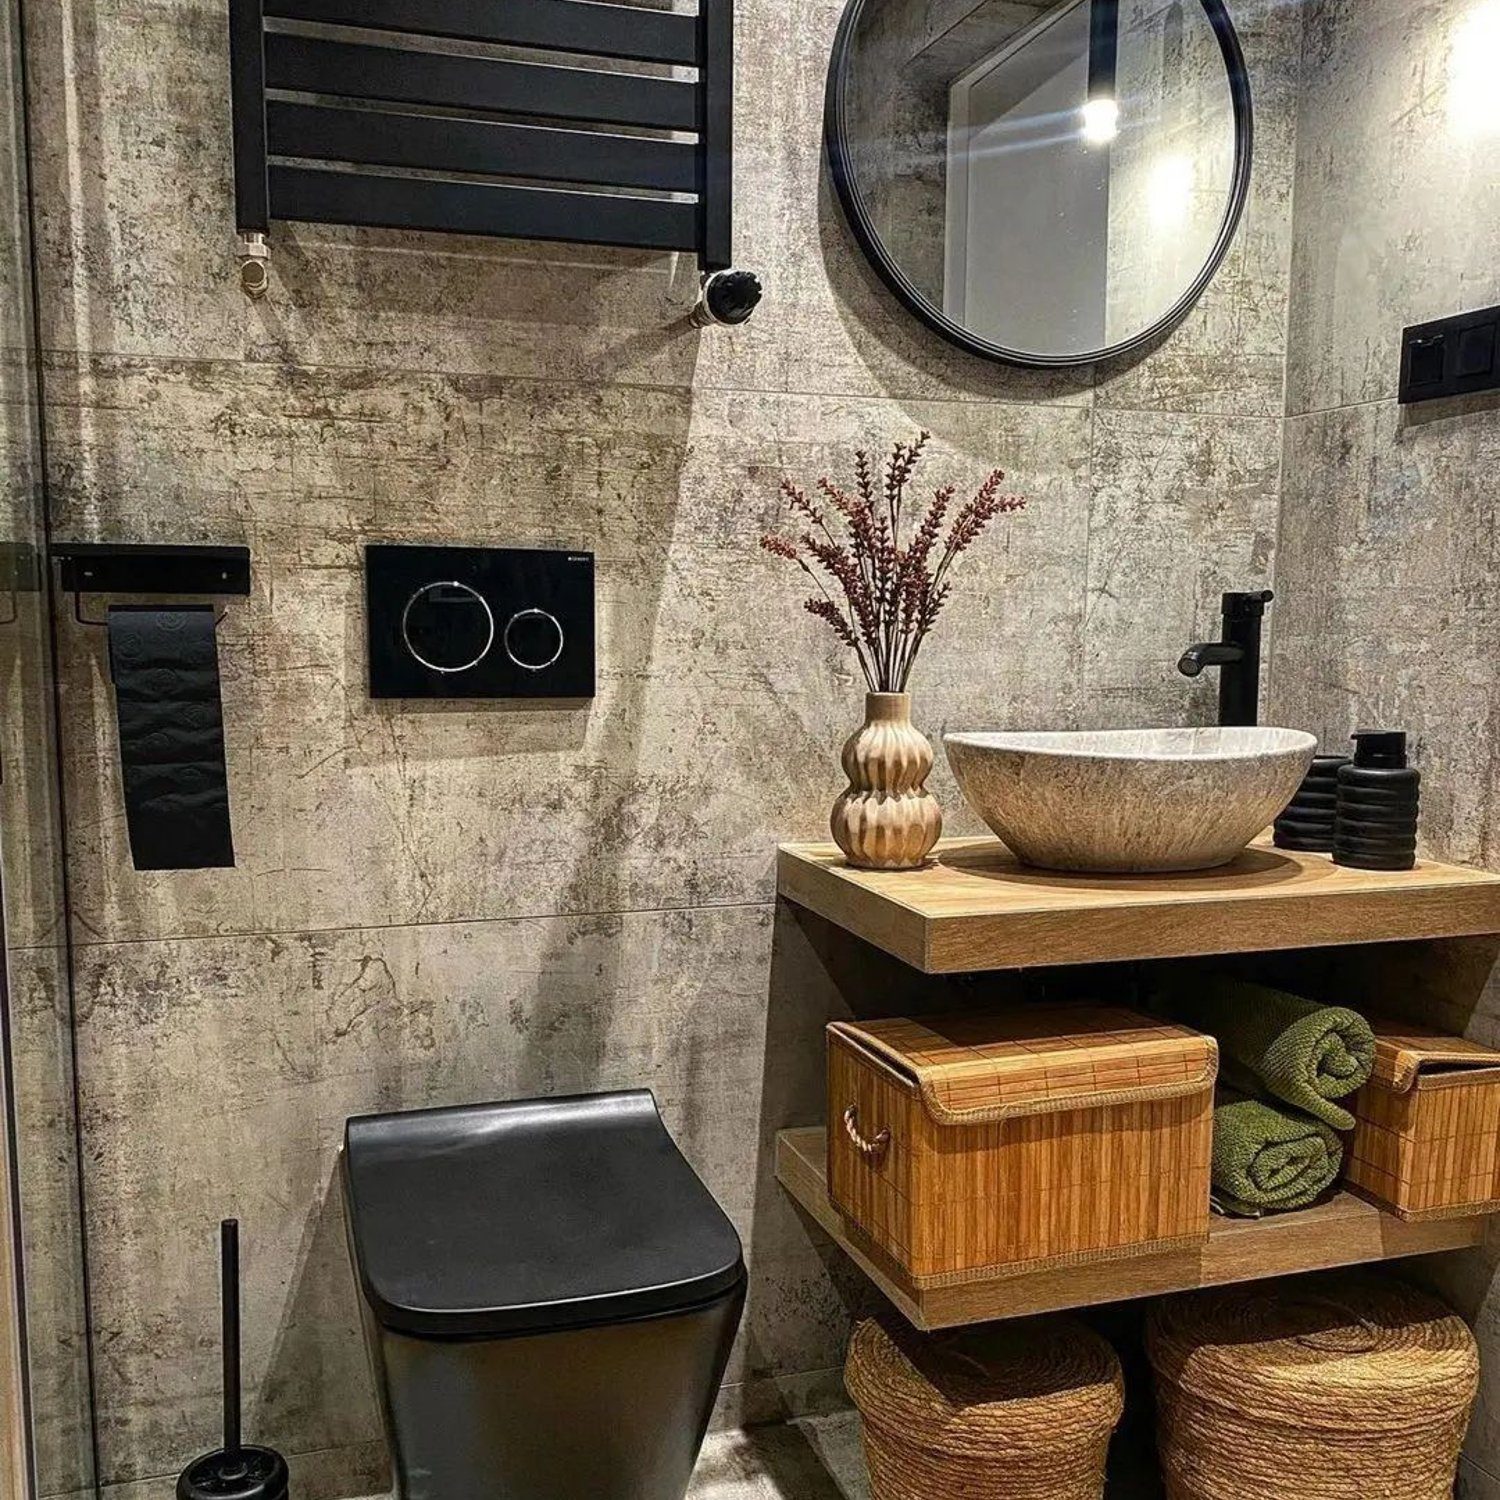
[227, 0, 759, 321]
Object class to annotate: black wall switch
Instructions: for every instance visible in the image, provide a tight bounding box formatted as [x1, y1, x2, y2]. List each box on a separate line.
[365, 544, 595, 700]
[1399, 304, 1500, 404]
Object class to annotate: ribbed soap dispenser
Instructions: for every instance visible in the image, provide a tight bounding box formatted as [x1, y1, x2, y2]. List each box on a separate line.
[1275, 753, 1352, 852]
[1334, 731, 1420, 871]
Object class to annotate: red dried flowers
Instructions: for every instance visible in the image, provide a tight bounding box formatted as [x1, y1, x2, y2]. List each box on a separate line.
[760, 432, 1025, 692]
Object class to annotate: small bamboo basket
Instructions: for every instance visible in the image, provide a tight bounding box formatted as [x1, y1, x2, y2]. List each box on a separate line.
[1346, 1022, 1500, 1221]
[845, 1316, 1124, 1500]
[1146, 1274, 1479, 1500]
[828, 1006, 1217, 1286]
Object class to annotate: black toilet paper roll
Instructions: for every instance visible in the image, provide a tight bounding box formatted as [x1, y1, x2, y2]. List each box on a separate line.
[108, 606, 235, 871]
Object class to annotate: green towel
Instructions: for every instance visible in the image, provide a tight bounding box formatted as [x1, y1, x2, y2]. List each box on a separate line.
[1154, 975, 1375, 1131]
[1212, 1094, 1344, 1217]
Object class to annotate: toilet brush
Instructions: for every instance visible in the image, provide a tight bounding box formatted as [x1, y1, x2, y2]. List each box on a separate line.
[177, 1220, 290, 1500]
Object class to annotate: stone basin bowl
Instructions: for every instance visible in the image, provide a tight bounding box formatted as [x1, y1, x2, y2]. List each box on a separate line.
[944, 727, 1319, 874]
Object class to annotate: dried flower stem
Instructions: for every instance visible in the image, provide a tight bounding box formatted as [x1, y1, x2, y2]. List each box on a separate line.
[761, 433, 1026, 692]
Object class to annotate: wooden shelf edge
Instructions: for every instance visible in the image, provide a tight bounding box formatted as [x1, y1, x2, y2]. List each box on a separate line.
[776, 839, 1500, 974]
[775, 1127, 1490, 1331]
[776, 846, 932, 969]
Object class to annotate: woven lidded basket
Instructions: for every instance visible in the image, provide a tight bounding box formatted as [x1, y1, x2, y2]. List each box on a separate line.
[1347, 1021, 1500, 1221]
[1147, 1274, 1479, 1500]
[828, 1006, 1217, 1287]
[845, 1315, 1124, 1500]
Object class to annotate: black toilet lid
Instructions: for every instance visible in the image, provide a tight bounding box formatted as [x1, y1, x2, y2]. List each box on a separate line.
[342, 1090, 746, 1339]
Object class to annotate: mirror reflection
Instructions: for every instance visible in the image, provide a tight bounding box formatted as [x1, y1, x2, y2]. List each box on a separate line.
[835, 0, 1247, 363]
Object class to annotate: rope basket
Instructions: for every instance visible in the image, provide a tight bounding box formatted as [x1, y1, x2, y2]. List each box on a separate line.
[845, 1315, 1124, 1500]
[1146, 1274, 1479, 1500]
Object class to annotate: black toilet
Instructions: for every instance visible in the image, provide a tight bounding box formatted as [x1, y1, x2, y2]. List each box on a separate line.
[342, 1090, 746, 1500]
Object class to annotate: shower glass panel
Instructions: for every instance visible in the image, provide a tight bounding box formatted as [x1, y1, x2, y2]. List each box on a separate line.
[0, 0, 98, 1493]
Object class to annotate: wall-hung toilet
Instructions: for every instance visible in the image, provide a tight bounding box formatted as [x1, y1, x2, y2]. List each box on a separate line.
[342, 1090, 746, 1500]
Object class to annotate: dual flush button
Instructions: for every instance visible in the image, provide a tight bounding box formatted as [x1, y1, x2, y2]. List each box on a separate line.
[367, 546, 595, 700]
[401, 583, 564, 675]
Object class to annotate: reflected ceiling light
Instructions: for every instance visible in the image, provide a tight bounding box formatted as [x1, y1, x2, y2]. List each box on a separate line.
[1451, 1, 1500, 138]
[1084, 0, 1121, 144]
[1082, 98, 1121, 143]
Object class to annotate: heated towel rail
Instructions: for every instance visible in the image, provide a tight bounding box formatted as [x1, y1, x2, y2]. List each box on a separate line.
[227, 0, 757, 318]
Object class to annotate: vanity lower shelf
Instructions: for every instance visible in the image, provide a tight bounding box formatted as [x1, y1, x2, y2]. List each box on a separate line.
[775, 1127, 1489, 1331]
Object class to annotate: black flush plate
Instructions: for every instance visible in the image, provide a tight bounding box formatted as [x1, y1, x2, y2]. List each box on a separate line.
[1399, 304, 1500, 404]
[365, 545, 595, 700]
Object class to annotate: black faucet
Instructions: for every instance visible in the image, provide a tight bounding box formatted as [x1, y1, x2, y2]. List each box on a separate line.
[1178, 590, 1274, 727]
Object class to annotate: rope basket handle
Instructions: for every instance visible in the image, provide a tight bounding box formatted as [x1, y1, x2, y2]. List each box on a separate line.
[843, 1105, 891, 1166]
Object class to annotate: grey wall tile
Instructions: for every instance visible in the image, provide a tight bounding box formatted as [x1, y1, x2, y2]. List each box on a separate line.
[1285, 0, 1500, 416]
[1462, 1457, 1500, 1500]
[1423, 1229, 1500, 1491]
[0, 0, 91, 1477]
[1084, 409, 1282, 727]
[1267, 400, 1500, 869]
[23, 0, 786, 393]
[72, 902, 861, 1486]
[48, 359, 1094, 942]
[1275, 3, 1500, 1473]
[0, 600, 72, 949]
[10, 947, 94, 1499]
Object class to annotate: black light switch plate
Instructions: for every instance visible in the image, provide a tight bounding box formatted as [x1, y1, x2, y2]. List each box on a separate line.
[1399, 304, 1500, 404]
[366, 544, 595, 700]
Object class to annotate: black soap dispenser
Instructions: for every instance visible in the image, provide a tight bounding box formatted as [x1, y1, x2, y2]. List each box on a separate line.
[1333, 731, 1420, 872]
[1275, 753, 1352, 853]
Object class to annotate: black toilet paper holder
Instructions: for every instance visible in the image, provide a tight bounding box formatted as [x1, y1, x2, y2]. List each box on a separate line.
[53, 543, 252, 627]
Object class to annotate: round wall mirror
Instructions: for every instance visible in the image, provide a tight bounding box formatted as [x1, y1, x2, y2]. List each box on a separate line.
[826, 0, 1253, 367]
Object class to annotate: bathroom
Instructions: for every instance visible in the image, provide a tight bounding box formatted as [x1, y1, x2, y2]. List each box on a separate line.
[0, 0, 1497, 1496]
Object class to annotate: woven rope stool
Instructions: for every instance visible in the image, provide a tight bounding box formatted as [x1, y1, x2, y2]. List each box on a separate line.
[1146, 1274, 1479, 1500]
[844, 1315, 1124, 1500]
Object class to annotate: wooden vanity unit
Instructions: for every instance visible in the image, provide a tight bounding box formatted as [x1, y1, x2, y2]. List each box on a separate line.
[774, 836, 1500, 1332]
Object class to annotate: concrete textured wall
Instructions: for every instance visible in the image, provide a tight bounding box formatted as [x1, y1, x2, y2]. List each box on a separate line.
[1263, 1, 1500, 1493]
[19, 0, 1299, 1493]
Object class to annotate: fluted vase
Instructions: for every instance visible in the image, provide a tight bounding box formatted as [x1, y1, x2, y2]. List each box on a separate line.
[831, 692, 943, 870]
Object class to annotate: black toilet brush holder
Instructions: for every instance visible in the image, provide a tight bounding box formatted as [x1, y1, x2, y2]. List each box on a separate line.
[177, 1220, 289, 1500]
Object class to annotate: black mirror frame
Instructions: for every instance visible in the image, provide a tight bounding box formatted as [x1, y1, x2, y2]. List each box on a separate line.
[824, 0, 1255, 369]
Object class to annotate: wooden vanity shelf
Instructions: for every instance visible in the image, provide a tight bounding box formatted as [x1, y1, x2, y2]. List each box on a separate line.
[775, 1127, 1490, 1331]
[777, 837, 1500, 974]
[775, 836, 1500, 1328]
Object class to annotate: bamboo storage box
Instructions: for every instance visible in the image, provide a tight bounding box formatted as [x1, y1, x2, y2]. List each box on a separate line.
[1347, 1023, 1500, 1222]
[826, 1006, 1217, 1287]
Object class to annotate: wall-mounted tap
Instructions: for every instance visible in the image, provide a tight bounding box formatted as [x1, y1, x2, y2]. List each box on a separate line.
[1178, 590, 1274, 727]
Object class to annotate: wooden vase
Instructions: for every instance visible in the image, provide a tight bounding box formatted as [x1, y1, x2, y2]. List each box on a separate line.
[831, 692, 943, 870]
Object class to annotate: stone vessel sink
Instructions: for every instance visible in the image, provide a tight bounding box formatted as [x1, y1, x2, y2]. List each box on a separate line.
[944, 727, 1318, 874]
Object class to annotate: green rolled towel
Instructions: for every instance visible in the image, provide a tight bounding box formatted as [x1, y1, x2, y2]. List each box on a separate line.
[1154, 975, 1375, 1131]
[1212, 1094, 1344, 1218]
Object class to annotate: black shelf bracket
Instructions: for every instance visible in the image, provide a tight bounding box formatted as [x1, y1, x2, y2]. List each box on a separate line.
[228, 0, 758, 318]
[52, 544, 252, 628]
